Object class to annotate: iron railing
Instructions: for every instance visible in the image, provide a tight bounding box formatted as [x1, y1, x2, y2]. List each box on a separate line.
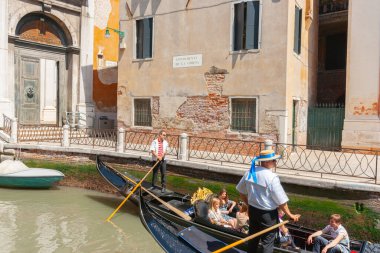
[124, 130, 179, 157]
[319, 0, 348, 15]
[69, 128, 117, 148]
[11, 125, 379, 184]
[2, 114, 12, 136]
[274, 144, 378, 181]
[18, 125, 62, 143]
[188, 136, 264, 164]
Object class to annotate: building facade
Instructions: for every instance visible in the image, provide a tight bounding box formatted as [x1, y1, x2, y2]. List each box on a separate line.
[118, 0, 318, 144]
[0, 0, 118, 128]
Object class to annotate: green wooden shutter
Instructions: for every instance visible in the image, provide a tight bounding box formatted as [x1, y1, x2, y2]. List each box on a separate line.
[136, 20, 144, 59]
[143, 18, 153, 58]
[234, 2, 244, 51]
[294, 6, 302, 54]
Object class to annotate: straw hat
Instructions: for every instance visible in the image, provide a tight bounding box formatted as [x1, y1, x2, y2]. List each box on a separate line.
[256, 150, 281, 162]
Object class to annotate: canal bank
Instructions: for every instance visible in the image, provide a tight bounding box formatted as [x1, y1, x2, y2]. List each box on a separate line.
[16, 150, 380, 243]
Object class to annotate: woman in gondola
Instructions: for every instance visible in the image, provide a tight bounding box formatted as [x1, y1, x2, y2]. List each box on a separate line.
[218, 188, 237, 218]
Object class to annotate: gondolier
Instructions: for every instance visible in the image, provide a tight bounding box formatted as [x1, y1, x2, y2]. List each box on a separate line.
[236, 149, 301, 253]
[150, 130, 169, 193]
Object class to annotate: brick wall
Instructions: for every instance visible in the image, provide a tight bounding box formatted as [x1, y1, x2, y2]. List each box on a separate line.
[19, 20, 63, 46]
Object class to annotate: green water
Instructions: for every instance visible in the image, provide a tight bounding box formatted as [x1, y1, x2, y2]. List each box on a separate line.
[0, 187, 163, 253]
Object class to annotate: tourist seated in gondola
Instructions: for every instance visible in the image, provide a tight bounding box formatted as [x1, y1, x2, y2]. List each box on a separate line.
[208, 197, 237, 229]
[218, 188, 237, 218]
[307, 214, 350, 253]
[278, 209, 300, 251]
[236, 201, 249, 234]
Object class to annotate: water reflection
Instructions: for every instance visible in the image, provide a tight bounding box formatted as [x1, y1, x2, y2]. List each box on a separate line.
[0, 187, 163, 253]
[0, 201, 18, 252]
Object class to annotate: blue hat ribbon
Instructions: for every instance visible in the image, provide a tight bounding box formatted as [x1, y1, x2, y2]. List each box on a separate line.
[247, 152, 277, 183]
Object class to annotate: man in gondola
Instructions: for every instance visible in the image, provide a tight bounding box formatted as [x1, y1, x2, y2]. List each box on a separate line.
[150, 130, 169, 193]
[236, 149, 301, 253]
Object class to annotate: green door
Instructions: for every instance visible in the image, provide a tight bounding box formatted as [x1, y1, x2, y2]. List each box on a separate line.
[307, 104, 345, 149]
[19, 57, 40, 124]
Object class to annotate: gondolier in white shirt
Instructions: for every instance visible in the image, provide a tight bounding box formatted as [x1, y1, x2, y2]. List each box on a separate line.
[150, 130, 169, 193]
[236, 149, 301, 253]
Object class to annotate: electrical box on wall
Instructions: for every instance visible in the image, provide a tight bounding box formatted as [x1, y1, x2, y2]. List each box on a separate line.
[98, 116, 114, 129]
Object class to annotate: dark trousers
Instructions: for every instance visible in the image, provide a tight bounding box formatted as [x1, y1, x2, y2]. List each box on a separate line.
[248, 205, 278, 253]
[151, 160, 166, 188]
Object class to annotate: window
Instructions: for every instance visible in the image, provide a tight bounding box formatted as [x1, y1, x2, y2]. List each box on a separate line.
[231, 98, 257, 132]
[134, 99, 152, 127]
[233, 1, 260, 51]
[136, 18, 153, 59]
[294, 6, 302, 54]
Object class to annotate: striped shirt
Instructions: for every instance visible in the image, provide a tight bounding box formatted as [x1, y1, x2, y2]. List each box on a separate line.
[158, 140, 163, 157]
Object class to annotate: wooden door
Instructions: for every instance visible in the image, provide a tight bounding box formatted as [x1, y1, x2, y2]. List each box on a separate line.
[19, 57, 40, 124]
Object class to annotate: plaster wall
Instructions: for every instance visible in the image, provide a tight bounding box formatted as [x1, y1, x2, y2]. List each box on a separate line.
[342, 0, 380, 149]
[118, 0, 289, 139]
[285, 0, 318, 145]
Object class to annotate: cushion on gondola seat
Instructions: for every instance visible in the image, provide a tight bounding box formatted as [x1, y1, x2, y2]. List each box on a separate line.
[194, 200, 209, 219]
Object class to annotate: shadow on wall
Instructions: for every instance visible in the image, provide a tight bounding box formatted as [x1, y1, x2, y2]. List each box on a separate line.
[131, 0, 161, 16]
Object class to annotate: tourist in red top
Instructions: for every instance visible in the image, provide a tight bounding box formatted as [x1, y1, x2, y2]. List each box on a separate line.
[150, 130, 169, 193]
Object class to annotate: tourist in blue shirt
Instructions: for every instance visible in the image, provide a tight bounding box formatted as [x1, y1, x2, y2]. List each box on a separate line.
[236, 149, 301, 253]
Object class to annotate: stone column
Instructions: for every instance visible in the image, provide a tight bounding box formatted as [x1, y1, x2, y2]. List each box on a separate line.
[10, 118, 17, 143]
[77, 0, 95, 127]
[264, 139, 273, 151]
[342, 0, 380, 149]
[178, 133, 188, 161]
[0, 0, 11, 127]
[116, 128, 125, 153]
[62, 125, 70, 147]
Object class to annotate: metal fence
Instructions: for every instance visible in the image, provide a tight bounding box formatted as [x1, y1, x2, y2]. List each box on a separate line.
[18, 125, 62, 143]
[69, 128, 117, 148]
[124, 130, 179, 157]
[2, 114, 12, 136]
[10, 125, 379, 184]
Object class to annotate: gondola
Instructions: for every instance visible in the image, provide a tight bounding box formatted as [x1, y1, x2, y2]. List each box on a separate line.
[138, 187, 245, 253]
[96, 156, 375, 253]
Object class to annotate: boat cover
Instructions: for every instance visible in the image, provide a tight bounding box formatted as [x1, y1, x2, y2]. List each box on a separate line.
[178, 226, 245, 253]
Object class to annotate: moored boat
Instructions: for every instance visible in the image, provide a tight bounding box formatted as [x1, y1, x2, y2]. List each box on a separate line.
[96, 156, 375, 253]
[0, 160, 64, 188]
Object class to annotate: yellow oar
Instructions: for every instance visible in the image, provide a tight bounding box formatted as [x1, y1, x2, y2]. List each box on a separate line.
[212, 220, 289, 253]
[121, 171, 192, 221]
[106, 160, 160, 222]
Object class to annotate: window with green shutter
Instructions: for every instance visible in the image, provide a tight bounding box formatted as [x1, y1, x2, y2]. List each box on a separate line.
[233, 1, 260, 51]
[294, 6, 302, 55]
[134, 99, 152, 127]
[231, 98, 257, 132]
[136, 18, 153, 59]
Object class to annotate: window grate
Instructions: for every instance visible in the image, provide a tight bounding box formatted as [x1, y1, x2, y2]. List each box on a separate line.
[231, 98, 257, 132]
[134, 99, 152, 127]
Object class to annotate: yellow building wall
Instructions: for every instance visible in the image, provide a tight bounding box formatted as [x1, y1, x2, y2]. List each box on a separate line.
[93, 0, 119, 112]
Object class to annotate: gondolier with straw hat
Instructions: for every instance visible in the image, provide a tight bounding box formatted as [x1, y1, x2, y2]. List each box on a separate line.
[236, 149, 301, 253]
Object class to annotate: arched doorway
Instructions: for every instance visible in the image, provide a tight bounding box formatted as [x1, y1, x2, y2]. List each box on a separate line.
[14, 13, 72, 125]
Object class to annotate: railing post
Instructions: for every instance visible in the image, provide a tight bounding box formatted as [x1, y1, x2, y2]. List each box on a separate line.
[116, 128, 125, 153]
[264, 139, 273, 151]
[62, 124, 70, 147]
[178, 133, 188, 161]
[376, 151, 380, 185]
[10, 118, 18, 143]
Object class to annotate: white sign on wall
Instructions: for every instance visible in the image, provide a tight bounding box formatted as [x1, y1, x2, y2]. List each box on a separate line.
[173, 54, 202, 68]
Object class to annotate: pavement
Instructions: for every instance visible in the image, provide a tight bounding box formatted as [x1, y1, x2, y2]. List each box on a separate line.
[2, 141, 380, 193]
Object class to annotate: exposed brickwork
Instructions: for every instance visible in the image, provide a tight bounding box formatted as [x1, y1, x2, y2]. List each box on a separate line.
[352, 102, 378, 116]
[176, 95, 229, 132]
[19, 20, 63, 46]
[204, 73, 225, 96]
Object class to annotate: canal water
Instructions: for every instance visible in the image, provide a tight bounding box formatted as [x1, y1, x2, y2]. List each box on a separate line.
[0, 186, 163, 253]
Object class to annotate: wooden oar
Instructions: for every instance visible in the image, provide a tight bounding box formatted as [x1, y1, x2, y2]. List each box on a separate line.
[121, 170, 192, 221]
[212, 220, 289, 253]
[106, 160, 160, 222]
